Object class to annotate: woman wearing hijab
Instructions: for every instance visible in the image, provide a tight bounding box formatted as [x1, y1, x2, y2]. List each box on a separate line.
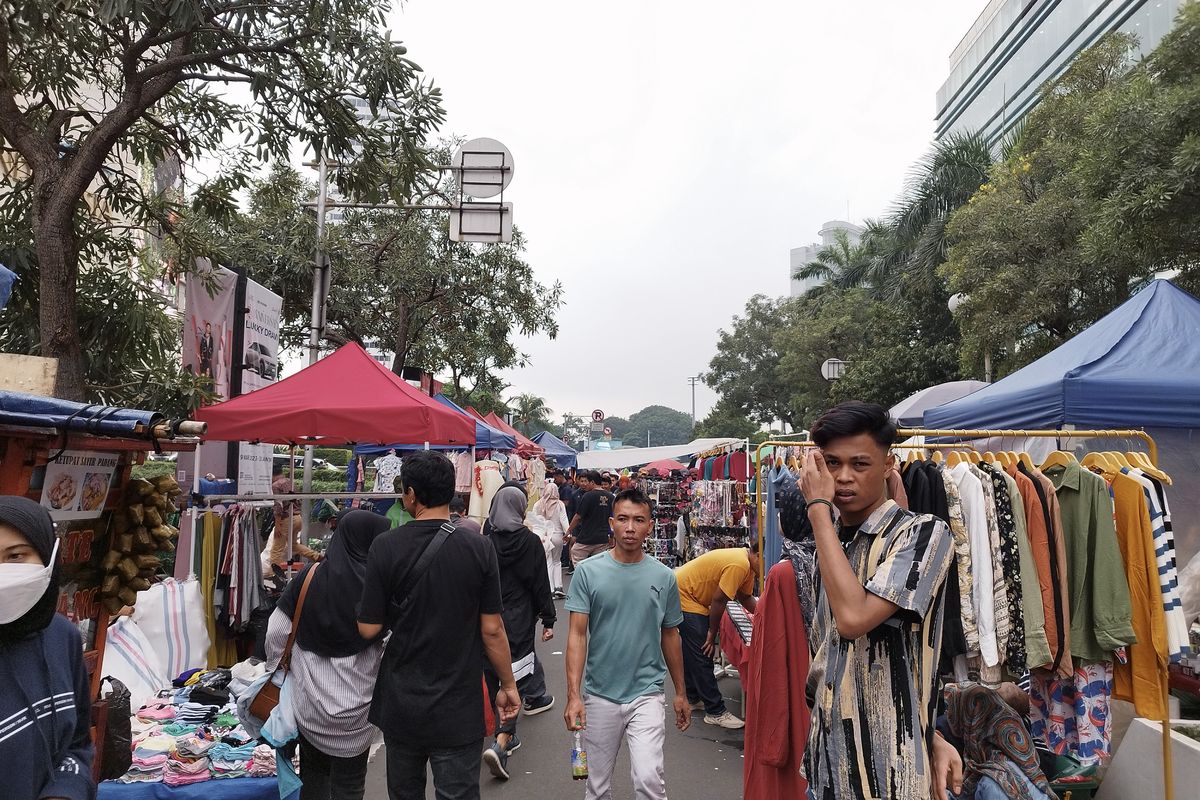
[530, 480, 569, 600]
[0, 496, 94, 800]
[265, 510, 390, 800]
[481, 486, 556, 781]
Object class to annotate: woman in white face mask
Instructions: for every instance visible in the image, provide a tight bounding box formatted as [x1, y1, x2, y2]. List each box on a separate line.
[0, 496, 95, 800]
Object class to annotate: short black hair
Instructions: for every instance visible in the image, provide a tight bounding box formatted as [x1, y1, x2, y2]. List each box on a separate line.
[449, 495, 466, 513]
[272, 462, 284, 476]
[584, 469, 603, 484]
[748, 540, 759, 555]
[612, 487, 652, 514]
[810, 401, 897, 452]
[400, 450, 455, 508]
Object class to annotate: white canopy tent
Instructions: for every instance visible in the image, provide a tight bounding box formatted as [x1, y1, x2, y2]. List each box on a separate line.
[575, 438, 742, 471]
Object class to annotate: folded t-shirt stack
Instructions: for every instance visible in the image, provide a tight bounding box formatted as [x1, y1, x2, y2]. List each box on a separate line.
[163, 751, 211, 787]
[175, 702, 218, 725]
[249, 745, 277, 777]
[135, 702, 176, 722]
[209, 742, 257, 779]
[118, 737, 175, 784]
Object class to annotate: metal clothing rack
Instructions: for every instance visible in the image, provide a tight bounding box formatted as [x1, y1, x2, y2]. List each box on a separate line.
[752, 426, 1172, 800]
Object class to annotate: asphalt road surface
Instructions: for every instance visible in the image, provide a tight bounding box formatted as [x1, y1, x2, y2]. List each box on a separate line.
[364, 584, 747, 799]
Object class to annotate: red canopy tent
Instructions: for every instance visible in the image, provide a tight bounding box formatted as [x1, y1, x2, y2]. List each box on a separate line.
[194, 343, 476, 446]
[465, 406, 544, 456]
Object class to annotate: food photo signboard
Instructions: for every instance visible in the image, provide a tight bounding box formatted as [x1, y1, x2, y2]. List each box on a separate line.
[40, 449, 120, 521]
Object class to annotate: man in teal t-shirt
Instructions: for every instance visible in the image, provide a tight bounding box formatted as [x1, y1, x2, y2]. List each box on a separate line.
[564, 488, 689, 800]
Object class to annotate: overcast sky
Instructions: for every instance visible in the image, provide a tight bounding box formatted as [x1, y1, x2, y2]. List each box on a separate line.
[388, 0, 985, 424]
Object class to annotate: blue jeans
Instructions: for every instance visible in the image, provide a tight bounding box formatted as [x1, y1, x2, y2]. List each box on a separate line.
[680, 611, 726, 716]
[952, 773, 1053, 800]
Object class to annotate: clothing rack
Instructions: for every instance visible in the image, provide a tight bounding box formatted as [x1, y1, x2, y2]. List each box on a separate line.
[753, 426, 1172, 800]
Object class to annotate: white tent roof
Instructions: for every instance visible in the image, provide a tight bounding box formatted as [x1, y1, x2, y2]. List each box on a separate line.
[575, 438, 742, 471]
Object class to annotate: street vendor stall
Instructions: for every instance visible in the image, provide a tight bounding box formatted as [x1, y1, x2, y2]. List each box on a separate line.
[0, 389, 202, 787]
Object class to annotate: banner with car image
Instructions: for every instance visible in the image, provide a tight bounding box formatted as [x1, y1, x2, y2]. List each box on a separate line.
[40, 449, 119, 521]
[241, 278, 282, 393]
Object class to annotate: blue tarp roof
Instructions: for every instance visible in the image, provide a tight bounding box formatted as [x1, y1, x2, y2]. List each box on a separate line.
[532, 431, 578, 469]
[351, 394, 516, 455]
[0, 390, 162, 438]
[924, 280, 1200, 430]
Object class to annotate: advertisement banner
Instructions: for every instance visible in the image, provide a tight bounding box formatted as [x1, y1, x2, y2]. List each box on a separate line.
[237, 443, 274, 495]
[40, 450, 120, 521]
[183, 258, 237, 402]
[241, 278, 283, 394]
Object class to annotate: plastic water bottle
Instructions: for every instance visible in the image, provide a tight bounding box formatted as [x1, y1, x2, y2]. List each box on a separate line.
[571, 730, 588, 781]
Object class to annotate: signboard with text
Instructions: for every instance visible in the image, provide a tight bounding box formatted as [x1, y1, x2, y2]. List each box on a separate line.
[40, 450, 119, 521]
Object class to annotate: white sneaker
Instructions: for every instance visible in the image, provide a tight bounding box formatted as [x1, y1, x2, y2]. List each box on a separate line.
[703, 711, 745, 729]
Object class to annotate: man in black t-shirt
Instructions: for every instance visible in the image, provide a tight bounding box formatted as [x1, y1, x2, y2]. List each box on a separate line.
[566, 470, 615, 567]
[358, 450, 521, 800]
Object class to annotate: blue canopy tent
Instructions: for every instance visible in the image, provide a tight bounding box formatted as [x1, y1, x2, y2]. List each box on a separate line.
[923, 279, 1200, 567]
[532, 431, 578, 469]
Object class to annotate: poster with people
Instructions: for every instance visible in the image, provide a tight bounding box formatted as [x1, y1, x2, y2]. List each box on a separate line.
[39, 449, 120, 521]
[183, 258, 236, 402]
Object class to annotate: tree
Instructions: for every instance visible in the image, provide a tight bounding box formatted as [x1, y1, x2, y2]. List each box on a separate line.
[196, 164, 563, 390]
[0, 1, 445, 399]
[625, 405, 693, 447]
[695, 399, 760, 440]
[706, 295, 801, 429]
[601, 416, 631, 440]
[940, 30, 1183, 378]
[509, 393, 553, 437]
[561, 414, 589, 445]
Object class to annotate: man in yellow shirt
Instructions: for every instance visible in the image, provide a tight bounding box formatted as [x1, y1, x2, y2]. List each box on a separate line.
[673, 545, 760, 728]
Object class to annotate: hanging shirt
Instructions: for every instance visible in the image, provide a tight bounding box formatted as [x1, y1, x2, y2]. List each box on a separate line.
[728, 451, 750, 483]
[949, 462, 1000, 667]
[969, 464, 1011, 671]
[743, 560, 810, 800]
[802, 500, 954, 800]
[1107, 470, 1168, 719]
[1043, 461, 1136, 662]
[997, 467, 1052, 672]
[372, 454, 404, 494]
[939, 464, 977, 662]
[1125, 468, 1189, 659]
[1030, 661, 1113, 765]
[979, 463, 1028, 677]
[1021, 464, 1075, 678]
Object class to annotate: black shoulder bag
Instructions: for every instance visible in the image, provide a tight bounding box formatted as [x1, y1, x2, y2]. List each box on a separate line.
[386, 521, 456, 629]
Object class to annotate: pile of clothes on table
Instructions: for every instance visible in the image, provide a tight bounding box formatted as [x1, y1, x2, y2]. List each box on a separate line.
[113, 663, 278, 785]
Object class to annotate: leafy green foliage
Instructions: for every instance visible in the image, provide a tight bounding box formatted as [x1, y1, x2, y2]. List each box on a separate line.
[188, 163, 563, 397]
[0, 0, 446, 398]
[695, 399, 760, 440]
[625, 405, 693, 447]
[942, 15, 1200, 378]
[509, 393, 553, 437]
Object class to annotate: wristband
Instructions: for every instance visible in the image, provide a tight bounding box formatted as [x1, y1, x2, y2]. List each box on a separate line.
[807, 498, 835, 515]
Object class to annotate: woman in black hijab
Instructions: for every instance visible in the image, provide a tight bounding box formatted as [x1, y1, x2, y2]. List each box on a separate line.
[265, 510, 390, 800]
[0, 496, 94, 800]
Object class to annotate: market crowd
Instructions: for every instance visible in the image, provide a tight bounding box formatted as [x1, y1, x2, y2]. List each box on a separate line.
[2, 402, 1072, 800]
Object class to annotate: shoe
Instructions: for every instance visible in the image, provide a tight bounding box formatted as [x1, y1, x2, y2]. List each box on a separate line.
[483, 740, 511, 780]
[523, 695, 555, 716]
[552, 589, 567, 600]
[703, 711, 745, 730]
[689, 700, 705, 712]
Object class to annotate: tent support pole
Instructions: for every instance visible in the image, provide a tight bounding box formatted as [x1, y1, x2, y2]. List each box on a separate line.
[754, 426, 1170, 800]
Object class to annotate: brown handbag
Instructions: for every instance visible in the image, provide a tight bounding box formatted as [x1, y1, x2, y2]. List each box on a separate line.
[248, 564, 319, 721]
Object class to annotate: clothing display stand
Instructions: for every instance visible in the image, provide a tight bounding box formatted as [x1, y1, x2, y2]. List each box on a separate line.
[754, 427, 1172, 800]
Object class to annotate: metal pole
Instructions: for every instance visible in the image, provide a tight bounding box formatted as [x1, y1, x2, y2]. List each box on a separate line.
[688, 376, 700, 430]
[984, 352, 993, 383]
[301, 158, 330, 536]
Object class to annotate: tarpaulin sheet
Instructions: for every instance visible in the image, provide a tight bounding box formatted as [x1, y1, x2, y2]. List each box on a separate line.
[194, 343, 476, 446]
[0, 390, 161, 437]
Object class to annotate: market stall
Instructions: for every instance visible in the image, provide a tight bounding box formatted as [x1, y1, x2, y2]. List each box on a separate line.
[0, 389, 202, 787]
[531, 430, 578, 469]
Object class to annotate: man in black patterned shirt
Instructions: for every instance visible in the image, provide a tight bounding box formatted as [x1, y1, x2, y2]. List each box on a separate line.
[799, 402, 961, 800]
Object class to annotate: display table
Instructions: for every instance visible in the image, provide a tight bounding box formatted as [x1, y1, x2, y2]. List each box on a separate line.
[98, 777, 278, 800]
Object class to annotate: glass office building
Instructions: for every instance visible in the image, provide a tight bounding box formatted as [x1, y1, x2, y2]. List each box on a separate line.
[936, 0, 1186, 148]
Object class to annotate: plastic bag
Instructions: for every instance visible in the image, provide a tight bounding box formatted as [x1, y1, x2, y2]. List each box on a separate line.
[99, 677, 133, 781]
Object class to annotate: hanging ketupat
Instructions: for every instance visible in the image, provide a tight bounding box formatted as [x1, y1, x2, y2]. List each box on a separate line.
[98, 474, 183, 614]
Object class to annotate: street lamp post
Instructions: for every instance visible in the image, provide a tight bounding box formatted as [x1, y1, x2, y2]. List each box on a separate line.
[948, 293, 992, 382]
[688, 375, 702, 429]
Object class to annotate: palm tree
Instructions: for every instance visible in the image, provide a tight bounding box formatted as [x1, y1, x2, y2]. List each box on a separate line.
[794, 219, 897, 293]
[886, 130, 994, 297]
[509, 393, 553, 436]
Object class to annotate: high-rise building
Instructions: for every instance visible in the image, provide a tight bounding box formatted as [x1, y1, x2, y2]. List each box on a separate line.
[936, 0, 1185, 149]
[789, 220, 865, 297]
